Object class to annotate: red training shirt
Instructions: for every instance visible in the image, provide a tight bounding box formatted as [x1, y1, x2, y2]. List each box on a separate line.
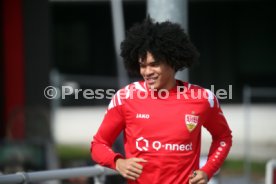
[91, 80, 232, 184]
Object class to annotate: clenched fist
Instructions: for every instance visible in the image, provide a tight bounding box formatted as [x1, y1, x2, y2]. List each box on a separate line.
[115, 157, 147, 180]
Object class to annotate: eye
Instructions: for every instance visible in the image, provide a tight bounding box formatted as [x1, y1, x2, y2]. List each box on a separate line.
[150, 61, 160, 67]
[139, 63, 146, 68]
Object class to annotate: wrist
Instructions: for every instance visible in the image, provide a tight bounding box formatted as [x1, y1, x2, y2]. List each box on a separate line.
[114, 156, 124, 170]
[198, 169, 209, 181]
[111, 154, 123, 170]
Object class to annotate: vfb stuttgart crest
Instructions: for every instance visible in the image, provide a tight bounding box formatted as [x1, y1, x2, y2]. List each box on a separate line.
[185, 114, 199, 132]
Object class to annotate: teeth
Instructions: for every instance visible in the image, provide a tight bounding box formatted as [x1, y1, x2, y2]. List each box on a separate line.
[147, 78, 156, 82]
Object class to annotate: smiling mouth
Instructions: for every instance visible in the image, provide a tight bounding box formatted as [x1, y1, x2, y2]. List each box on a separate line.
[145, 78, 157, 88]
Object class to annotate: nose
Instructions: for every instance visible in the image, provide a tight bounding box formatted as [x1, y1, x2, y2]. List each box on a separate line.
[143, 66, 154, 77]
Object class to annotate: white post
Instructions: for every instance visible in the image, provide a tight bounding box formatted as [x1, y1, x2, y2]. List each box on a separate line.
[265, 159, 276, 184]
[110, 0, 129, 87]
[243, 85, 251, 184]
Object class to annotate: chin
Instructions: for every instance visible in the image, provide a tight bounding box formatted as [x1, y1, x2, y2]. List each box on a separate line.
[147, 84, 156, 89]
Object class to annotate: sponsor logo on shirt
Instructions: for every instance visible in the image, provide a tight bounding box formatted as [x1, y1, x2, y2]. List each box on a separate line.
[136, 113, 150, 119]
[135, 136, 192, 152]
[185, 114, 199, 132]
[136, 137, 149, 151]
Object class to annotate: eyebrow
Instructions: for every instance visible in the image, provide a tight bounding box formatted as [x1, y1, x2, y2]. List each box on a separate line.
[138, 59, 158, 64]
[139, 61, 158, 68]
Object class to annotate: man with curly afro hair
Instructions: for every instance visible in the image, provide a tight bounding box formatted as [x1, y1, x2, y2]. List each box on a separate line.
[91, 17, 232, 184]
[120, 16, 199, 76]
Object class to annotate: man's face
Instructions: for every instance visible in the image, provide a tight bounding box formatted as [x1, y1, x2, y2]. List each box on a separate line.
[139, 52, 176, 90]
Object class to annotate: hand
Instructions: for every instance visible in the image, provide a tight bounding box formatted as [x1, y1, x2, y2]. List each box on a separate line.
[189, 170, 208, 184]
[115, 157, 147, 180]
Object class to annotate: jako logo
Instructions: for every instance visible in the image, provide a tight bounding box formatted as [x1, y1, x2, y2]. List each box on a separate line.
[136, 113, 150, 119]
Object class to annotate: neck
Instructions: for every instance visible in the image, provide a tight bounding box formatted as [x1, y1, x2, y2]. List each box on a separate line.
[165, 79, 177, 91]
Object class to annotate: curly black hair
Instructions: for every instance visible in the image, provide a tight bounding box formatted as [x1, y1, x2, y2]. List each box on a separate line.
[120, 16, 200, 75]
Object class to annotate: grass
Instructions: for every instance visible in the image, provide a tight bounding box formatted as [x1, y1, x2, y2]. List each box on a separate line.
[221, 159, 266, 179]
[56, 144, 90, 165]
